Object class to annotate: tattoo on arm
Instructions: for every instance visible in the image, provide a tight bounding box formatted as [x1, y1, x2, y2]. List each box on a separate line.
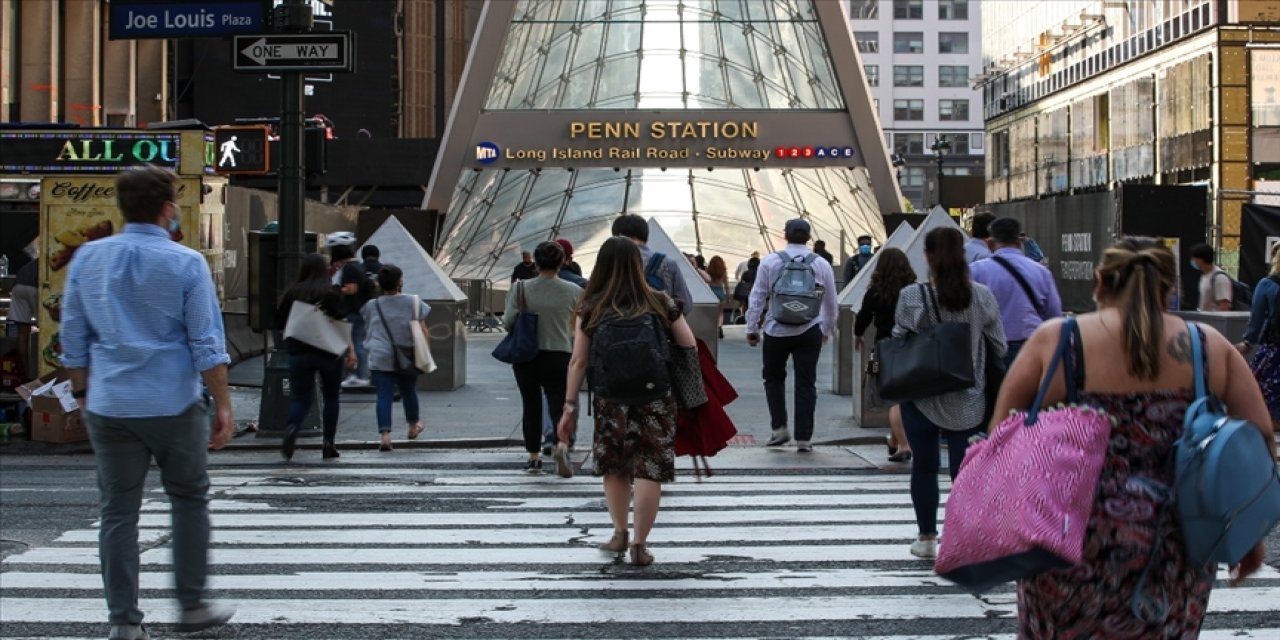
[1168, 331, 1193, 364]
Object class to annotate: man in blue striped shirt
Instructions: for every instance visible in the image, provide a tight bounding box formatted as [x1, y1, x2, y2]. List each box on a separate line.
[61, 165, 235, 640]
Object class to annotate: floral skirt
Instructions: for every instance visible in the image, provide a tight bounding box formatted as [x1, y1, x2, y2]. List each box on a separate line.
[591, 394, 677, 483]
[1250, 341, 1280, 420]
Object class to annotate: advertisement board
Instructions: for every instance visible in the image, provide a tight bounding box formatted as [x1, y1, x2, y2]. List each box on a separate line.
[37, 177, 204, 375]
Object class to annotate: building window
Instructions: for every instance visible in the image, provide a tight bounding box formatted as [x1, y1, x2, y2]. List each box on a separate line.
[893, 0, 923, 20]
[938, 32, 969, 54]
[850, 0, 878, 20]
[855, 31, 879, 54]
[971, 132, 984, 150]
[945, 134, 971, 154]
[903, 166, 925, 187]
[894, 132, 925, 155]
[894, 99, 924, 121]
[893, 65, 924, 87]
[938, 65, 969, 87]
[893, 32, 924, 54]
[864, 64, 880, 87]
[938, 0, 968, 20]
[939, 99, 970, 121]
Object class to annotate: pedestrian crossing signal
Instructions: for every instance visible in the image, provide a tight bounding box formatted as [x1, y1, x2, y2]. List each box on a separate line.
[213, 126, 271, 175]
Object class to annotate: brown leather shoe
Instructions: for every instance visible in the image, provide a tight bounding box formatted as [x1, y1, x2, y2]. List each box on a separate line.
[407, 422, 424, 439]
[629, 542, 654, 566]
[598, 529, 628, 553]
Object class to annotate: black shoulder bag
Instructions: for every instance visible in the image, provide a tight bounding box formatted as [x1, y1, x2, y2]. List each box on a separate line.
[876, 284, 975, 403]
[374, 298, 422, 375]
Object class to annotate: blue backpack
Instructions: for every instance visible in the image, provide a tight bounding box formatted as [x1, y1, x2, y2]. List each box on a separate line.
[1176, 321, 1280, 566]
[645, 253, 667, 291]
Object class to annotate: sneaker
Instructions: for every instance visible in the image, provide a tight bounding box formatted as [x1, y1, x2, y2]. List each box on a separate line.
[909, 538, 937, 559]
[765, 428, 790, 447]
[108, 624, 150, 640]
[796, 441, 813, 453]
[322, 442, 340, 459]
[541, 442, 555, 457]
[552, 443, 574, 478]
[340, 374, 360, 388]
[177, 603, 235, 633]
[354, 377, 372, 387]
[524, 458, 542, 473]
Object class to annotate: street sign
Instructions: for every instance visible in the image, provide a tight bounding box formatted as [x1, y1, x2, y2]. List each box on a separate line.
[232, 32, 355, 73]
[213, 126, 271, 175]
[108, 0, 266, 40]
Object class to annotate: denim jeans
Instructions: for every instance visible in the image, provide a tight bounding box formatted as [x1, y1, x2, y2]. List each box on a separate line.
[511, 350, 571, 453]
[372, 370, 420, 432]
[85, 402, 211, 625]
[287, 351, 343, 442]
[347, 311, 369, 379]
[762, 325, 823, 441]
[900, 402, 982, 536]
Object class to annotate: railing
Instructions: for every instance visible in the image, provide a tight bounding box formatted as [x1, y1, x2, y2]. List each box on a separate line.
[452, 278, 503, 333]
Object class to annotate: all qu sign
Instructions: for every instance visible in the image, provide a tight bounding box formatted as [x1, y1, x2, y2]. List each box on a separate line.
[0, 131, 184, 173]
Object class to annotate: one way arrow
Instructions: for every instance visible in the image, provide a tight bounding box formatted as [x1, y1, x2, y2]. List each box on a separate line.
[240, 38, 268, 65]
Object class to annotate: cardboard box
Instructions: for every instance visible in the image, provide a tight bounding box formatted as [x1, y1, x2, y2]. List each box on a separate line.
[16, 374, 87, 444]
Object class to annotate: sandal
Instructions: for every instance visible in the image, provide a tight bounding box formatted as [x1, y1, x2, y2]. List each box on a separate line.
[379, 432, 393, 452]
[886, 435, 897, 458]
[888, 449, 912, 463]
[407, 422, 425, 440]
[598, 530, 628, 553]
[629, 542, 654, 567]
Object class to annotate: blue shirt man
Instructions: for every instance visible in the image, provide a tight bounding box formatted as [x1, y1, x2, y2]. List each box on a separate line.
[60, 165, 235, 639]
[971, 217, 1062, 365]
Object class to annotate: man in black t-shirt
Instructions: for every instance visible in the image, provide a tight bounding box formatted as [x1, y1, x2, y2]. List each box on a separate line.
[510, 251, 538, 282]
[331, 244, 371, 387]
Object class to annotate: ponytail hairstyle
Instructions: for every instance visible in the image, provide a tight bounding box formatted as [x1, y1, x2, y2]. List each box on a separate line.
[923, 227, 971, 312]
[1095, 237, 1176, 380]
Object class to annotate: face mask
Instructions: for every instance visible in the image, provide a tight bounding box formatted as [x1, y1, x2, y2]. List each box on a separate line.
[1188, 259, 1200, 272]
[859, 245, 872, 256]
[167, 202, 182, 234]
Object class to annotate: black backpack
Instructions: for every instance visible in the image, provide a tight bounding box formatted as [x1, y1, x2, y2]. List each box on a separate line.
[1212, 271, 1252, 311]
[588, 313, 671, 405]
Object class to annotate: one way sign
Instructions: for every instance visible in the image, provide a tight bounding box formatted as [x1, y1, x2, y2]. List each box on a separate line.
[232, 32, 355, 73]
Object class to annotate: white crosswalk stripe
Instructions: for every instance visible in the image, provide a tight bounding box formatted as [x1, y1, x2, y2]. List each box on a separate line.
[1, 458, 1277, 639]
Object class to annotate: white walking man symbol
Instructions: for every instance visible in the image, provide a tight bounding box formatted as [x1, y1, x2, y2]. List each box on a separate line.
[218, 136, 241, 168]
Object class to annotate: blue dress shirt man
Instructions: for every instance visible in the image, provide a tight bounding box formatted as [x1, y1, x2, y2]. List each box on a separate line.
[61, 165, 235, 640]
[971, 217, 1063, 366]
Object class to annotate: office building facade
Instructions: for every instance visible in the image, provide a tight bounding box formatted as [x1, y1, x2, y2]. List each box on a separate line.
[848, 0, 986, 210]
[979, 0, 1280, 247]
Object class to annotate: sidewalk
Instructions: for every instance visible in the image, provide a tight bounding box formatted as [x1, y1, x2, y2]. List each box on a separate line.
[224, 324, 884, 451]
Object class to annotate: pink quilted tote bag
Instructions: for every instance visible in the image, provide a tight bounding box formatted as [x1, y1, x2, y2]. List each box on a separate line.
[935, 318, 1113, 593]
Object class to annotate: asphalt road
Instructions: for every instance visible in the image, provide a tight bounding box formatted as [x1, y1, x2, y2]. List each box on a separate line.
[2, 447, 1279, 639]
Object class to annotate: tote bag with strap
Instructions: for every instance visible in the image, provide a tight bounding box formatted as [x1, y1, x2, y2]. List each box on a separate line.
[409, 295, 437, 374]
[935, 317, 1113, 594]
[283, 300, 352, 357]
[374, 297, 421, 376]
[492, 281, 540, 364]
[876, 284, 974, 403]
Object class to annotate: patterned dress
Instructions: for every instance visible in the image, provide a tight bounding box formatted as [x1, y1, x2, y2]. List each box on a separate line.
[1249, 339, 1280, 421]
[1017, 390, 1214, 638]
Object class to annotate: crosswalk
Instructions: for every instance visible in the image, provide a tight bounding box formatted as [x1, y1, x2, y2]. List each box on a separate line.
[2, 449, 1278, 639]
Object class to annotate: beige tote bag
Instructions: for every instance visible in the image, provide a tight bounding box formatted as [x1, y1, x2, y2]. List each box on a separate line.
[283, 300, 352, 356]
[410, 295, 437, 374]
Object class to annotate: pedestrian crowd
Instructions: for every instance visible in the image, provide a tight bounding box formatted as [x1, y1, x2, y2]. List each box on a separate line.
[54, 166, 1279, 639]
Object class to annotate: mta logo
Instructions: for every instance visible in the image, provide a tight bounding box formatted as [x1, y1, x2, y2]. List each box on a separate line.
[475, 142, 500, 164]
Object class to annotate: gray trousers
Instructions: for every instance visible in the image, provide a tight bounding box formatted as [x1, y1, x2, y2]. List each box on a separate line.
[86, 401, 211, 625]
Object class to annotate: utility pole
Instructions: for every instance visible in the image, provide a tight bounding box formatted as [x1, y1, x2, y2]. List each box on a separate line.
[930, 134, 951, 210]
[275, 0, 313, 300]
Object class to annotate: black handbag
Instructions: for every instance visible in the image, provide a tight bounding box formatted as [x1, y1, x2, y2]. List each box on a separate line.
[669, 344, 708, 409]
[981, 335, 1007, 425]
[876, 284, 975, 403]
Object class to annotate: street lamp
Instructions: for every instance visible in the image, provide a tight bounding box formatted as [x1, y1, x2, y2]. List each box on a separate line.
[930, 134, 951, 208]
[890, 153, 907, 183]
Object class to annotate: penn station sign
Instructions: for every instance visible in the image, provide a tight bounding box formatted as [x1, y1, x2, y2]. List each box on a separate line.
[467, 111, 864, 169]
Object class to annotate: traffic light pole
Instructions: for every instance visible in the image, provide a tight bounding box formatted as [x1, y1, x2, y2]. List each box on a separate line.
[275, 0, 309, 299]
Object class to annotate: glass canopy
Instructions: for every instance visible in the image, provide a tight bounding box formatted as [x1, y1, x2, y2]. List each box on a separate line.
[436, 0, 888, 286]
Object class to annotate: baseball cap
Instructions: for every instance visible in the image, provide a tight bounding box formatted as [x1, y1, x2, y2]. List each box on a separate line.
[784, 218, 811, 235]
[555, 238, 574, 257]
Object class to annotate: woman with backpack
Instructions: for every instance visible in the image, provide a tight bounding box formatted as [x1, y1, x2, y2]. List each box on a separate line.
[556, 236, 698, 566]
[361, 264, 430, 452]
[854, 247, 915, 463]
[273, 253, 356, 461]
[1237, 243, 1280, 437]
[504, 241, 583, 473]
[892, 227, 1005, 559]
[995, 238, 1271, 636]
